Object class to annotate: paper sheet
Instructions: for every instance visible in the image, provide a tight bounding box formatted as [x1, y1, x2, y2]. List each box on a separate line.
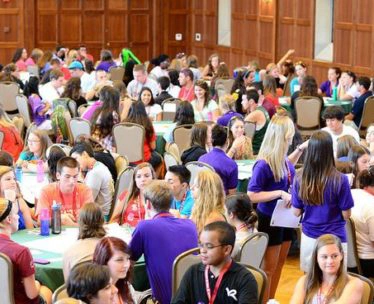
[105, 223, 132, 244]
[270, 199, 301, 228]
[237, 162, 253, 180]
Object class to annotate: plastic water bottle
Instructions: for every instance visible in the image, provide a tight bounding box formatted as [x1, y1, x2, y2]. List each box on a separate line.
[36, 160, 44, 183]
[40, 208, 50, 236]
[15, 166, 23, 183]
[51, 201, 61, 234]
[332, 86, 338, 101]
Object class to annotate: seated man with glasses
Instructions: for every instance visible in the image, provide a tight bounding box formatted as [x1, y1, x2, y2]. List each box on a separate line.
[36, 157, 93, 226]
[172, 221, 258, 304]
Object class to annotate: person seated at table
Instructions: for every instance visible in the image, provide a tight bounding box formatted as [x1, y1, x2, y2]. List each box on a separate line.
[336, 135, 359, 162]
[0, 166, 33, 229]
[345, 76, 373, 128]
[63, 202, 106, 281]
[290, 75, 323, 122]
[47, 145, 67, 182]
[351, 166, 374, 278]
[338, 70, 359, 101]
[289, 61, 307, 95]
[122, 100, 162, 171]
[130, 180, 198, 304]
[36, 157, 93, 226]
[95, 49, 117, 73]
[319, 66, 341, 97]
[0, 107, 24, 160]
[263, 75, 280, 106]
[0, 150, 14, 167]
[60, 77, 87, 108]
[139, 86, 162, 121]
[0, 198, 52, 304]
[280, 61, 296, 97]
[165, 165, 194, 218]
[322, 106, 360, 156]
[201, 53, 221, 80]
[172, 221, 258, 304]
[186, 54, 201, 81]
[178, 68, 195, 102]
[70, 142, 114, 219]
[348, 145, 371, 188]
[190, 170, 226, 233]
[163, 100, 195, 144]
[364, 123, 374, 155]
[191, 80, 219, 122]
[290, 234, 363, 304]
[93, 236, 141, 303]
[110, 162, 156, 226]
[67, 263, 118, 304]
[199, 124, 238, 194]
[127, 64, 158, 99]
[91, 86, 121, 152]
[154, 76, 173, 105]
[217, 94, 242, 127]
[242, 89, 270, 155]
[0, 62, 25, 90]
[84, 70, 113, 102]
[225, 193, 258, 260]
[226, 116, 254, 160]
[16, 129, 49, 172]
[180, 122, 209, 164]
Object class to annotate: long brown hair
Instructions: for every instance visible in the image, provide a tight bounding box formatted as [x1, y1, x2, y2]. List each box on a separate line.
[129, 162, 156, 201]
[299, 131, 340, 205]
[305, 234, 348, 304]
[93, 237, 134, 303]
[78, 203, 106, 240]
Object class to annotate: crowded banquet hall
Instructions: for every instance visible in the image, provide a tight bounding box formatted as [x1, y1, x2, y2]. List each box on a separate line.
[0, 0, 374, 303]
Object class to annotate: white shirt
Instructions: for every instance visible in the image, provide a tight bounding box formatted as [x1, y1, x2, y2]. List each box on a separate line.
[39, 82, 61, 105]
[127, 77, 159, 99]
[80, 72, 96, 94]
[150, 66, 169, 79]
[145, 104, 162, 121]
[322, 125, 360, 156]
[167, 84, 181, 98]
[351, 189, 374, 259]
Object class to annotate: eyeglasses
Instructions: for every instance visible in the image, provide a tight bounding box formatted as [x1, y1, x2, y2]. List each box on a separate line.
[198, 243, 227, 250]
[27, 140, 40, 144]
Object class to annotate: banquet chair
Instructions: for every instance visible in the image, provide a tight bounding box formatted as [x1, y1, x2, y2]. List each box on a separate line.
[244, 121, 256, 140]
[46, 144, 72, 158]
[185, 161, 215, 186]
[348, 273, 374, 304]
[162, 98, 180, 121]
[113, 123, 145, 163]
[238, 232, 269, 268]
[52, 284, 69, 303]
[69, 118, 91, 142]
[294, 96, 322, 136]
[109, 66, 125, 82]
[16, 94, 33, 128]
[0, 130, 4, 149]
[358, 96, 374, 138]
[346, 218, 364, 275]
[241, 263, 268, 304]
[214, 78, 234, 98]
[114, 155, 129, 176]
[77, 104, 89, 117]
[0, 252, 15, 304]
[172, 247, 200, 297]
[0, 81, 20, 115]
[164, 151, 180, 170]
[173, 124, 193, 154]
[27, 65, 39, 78]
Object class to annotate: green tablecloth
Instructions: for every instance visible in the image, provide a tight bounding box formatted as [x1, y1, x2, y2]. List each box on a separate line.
[12, 228, 149, 292]
[236, 159, 256, 193]
[153, 121, 174, 155]
[280, 99, 352, 115]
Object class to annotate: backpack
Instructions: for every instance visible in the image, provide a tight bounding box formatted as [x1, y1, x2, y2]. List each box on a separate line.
[51, 105, 71, 143]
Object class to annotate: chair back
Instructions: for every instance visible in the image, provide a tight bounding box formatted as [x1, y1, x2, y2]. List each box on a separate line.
[109, 66, 125, 82]
[77, 104, 89, 117]
[0, 252, 15, 304]
[113, 123, 145, 163]
[185, 161, 215, 186]
[46, 144, 72, 158]
[52, 284, 69, 303]
[241, 263, 268, 304]
[67, 100, 78, 118]
[0, 82, 20, 114]
[162, 98, 180, 121]
[69, 118, 91, 142]
[164, 151, 180, 170]
[0, 130, 4, 149]
[24, 122, 38, 142]
[359, 96, 374, 137]
[244, 121, 256, 140]
[172, 247, 200, 297]
[27, 65, 39, 77]
[214, 78, 234, 98]
[348, 272, 374, 304]
[16, 94, 32, 127]
[173, 124, 193, 154]
[239, 232, 269, 268]
[294, 96, 322, 130]
[345, 218, 363, 273]
[114, 155, 129, 176]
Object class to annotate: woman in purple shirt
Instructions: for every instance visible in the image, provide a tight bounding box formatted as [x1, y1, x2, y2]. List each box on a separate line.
[292, 131, 354, 272]
[247, 110, 306, 302]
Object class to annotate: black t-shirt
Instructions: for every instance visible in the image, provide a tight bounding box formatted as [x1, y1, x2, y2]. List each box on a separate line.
[171, 262, 258, 304]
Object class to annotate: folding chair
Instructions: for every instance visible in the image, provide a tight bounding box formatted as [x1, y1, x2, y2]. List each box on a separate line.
[162, 98, 180, 121]
[109, 66, 125, 82]
[0, 252, 15, 304]
[294, 96, 322, 136]
[173, 124, 193, 154]
[359, 96, 374, 138]
[348, 272, 374, 304]
[52, 284, 69, 303]
[241, 263, 268, 304]
[0, 81, 20, 115]
[238, 232, 269, 268]
[69, 118, 91, 142]
[16, 94, 33, 128]
[185, 161, 215, 186]
[346, 218, 363, 275]
[113, 123, 145, 163]
[164, 151, 180, 170]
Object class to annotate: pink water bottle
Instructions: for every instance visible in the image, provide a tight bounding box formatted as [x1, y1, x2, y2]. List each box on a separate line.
[40, 208, 50, 236]
[37, 160, 44, 183]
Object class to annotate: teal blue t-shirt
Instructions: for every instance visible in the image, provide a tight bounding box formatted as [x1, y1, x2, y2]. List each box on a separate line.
[171, 189, 194, 217]
[19, 151, 39, 161]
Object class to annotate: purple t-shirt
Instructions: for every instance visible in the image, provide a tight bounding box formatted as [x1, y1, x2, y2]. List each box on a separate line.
[320, 80, 339, 98]
[217, 111, 242, 127]
[248, 159, 295, 217]
[96, 61, 117, 73]
[198, 148, 238, 193]
[130, 214, 198, 304]
[291, 173, 353, 242]
[28, 95, 47, 126]
[81, 101, 102, 121]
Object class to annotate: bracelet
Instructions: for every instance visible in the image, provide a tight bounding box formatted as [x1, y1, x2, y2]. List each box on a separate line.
[296, 145, 304, 153]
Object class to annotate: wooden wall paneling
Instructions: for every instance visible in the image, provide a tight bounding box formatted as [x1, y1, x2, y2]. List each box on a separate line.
[60, 12, 81, 44]
[84, 0, 104, 10]
[24, 0, 36, 55]
[36, 0, 58, 51]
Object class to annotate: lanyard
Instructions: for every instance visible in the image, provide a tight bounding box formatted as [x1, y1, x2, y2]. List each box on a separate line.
[178, 190, 187, 212]
[285, 161, 291, 192]
[317, 283, 335, 304]
[204, 260, 232, 304]
[153, 212, 173, 219]
[57, 183, 77, 217]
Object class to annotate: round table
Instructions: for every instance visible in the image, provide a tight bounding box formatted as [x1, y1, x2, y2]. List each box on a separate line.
[279, 98, 352, 115]
[12, 226, 149, 292]
[236, 159, 256, 193]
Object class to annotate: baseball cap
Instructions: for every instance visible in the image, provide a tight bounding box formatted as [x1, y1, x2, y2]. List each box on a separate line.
[68, 61, 84, 70]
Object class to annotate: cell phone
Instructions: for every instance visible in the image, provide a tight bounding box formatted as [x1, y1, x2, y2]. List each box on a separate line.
[34, 258, 50, 265]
